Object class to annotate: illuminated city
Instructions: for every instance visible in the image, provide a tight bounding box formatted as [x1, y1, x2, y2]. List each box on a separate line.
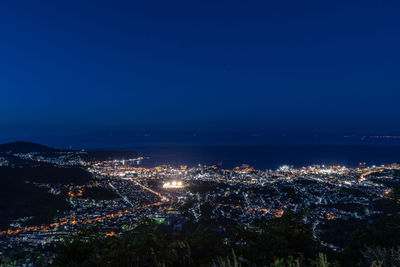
[1, 149, 399, 257]
[2, 0, 400, 265]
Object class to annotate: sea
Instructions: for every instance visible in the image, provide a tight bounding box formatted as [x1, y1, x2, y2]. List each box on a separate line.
[27, 132, 400, 170]
[135, 145, 400, 170]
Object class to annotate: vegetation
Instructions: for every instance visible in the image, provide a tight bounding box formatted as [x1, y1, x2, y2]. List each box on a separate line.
[1, 163, 400, 266]
[1, 204, 400, 266]
[51, 212, 328, 266]
[49, 188, 400, 267]
[0, 166, 92, 228]
[0, 166, 92, 185]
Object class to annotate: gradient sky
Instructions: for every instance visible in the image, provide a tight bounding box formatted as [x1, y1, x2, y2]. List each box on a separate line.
[1, 0, 400, 142]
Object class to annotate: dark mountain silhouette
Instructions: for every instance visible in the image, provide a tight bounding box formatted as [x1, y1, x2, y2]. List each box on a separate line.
[0, 141, 59, 153]
[0, 166, 93, 230]
[0, 141, 138, 161]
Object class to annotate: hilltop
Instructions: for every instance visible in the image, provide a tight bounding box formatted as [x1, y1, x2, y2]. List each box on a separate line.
[0, 141, 138, 161]
[0, 141, 59, 153]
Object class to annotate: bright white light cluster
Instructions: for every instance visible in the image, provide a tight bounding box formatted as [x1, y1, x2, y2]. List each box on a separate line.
[278, 165, 290, 172]
[163, 181, 184, 188]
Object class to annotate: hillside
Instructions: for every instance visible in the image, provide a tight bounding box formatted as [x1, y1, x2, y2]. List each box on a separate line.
[0, 141, 138, 161]
[0, 166, 93, 229]
[0, 141, 58, 153]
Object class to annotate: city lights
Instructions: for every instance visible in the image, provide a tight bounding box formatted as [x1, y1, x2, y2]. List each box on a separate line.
[163, 180, 184, 188]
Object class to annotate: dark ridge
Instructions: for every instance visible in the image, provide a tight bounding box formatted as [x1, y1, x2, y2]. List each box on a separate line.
[0, 166, 93, 185]
[0, 166, 93, 229]
[0, 142, 138, 161]
[0, 141, 59, 153]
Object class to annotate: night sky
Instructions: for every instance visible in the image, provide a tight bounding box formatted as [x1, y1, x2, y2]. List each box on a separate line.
[1, 1, 400, 145]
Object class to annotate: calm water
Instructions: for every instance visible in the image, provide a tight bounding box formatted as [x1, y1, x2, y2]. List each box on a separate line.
[135, 145, 400, 170]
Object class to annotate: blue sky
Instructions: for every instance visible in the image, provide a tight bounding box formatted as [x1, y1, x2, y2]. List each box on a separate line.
[1, 0, 400, 144]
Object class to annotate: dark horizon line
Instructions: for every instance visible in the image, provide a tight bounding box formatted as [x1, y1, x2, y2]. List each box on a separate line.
[3, 140, 400, 152]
